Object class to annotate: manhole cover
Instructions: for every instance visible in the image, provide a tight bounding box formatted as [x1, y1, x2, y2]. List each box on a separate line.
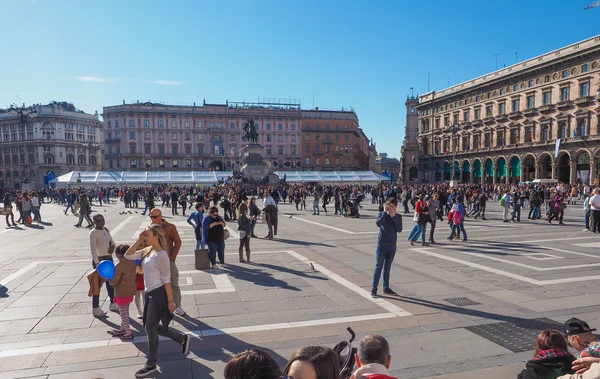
[443, 297, 482, 307]
[465, 317, 562, 353]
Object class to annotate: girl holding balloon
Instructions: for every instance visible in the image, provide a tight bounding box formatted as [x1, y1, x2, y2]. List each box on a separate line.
[125, 224, 190, 378]
[107, 244, 136, 340]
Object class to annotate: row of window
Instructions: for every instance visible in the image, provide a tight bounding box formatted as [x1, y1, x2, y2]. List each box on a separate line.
[0, 154, 98, 166]
[108, 159, 303, 170]
[106, 131, 298, 143]
[107, 119, 297, 131]
[427, 63, 594, 115]
[312, 134, 351, 142]
[107, 145, 298, 156]
[425, 119, 591, 153]
[425, 82, 594, 130]
[304, 157, 349, 166]
[303, 124, 350, 130]
[304, 144, 353, 153]
[1, 133, 96, 142]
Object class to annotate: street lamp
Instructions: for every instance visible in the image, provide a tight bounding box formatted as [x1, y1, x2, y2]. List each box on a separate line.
[447, 123, 458, 183]
[343, 144, 352, 171]
[8, 104, 38, 189]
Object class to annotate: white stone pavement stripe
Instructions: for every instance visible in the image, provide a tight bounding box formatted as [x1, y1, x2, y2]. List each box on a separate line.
[443, 249, 600, 272]
[413, 248, 600, 285]
[0, 313, 396, 358]
[110, 215, 134, 236]
[0, 259, 88, 287]
[280, 214, 379, 234]
[0, 218, 56, 235]
[285, 250, 411, 317]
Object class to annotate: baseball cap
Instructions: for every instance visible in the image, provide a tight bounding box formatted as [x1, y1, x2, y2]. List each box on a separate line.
[564, 317, 597, 336]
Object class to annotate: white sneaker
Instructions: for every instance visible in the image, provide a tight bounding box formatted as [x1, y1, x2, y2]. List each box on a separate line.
[109, 303, 119, 312]
[212, 264, 218, 269]
[92, 307, 107, 317]
[220, 263, 227, 268]
[136, 313, 143, 319]
[583, 228, 590, 232]
[174, 306, 186, 316]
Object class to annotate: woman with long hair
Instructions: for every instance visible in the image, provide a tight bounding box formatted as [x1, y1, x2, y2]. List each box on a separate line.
[282, 345, 340, 379]
[125, 224, 190, 378]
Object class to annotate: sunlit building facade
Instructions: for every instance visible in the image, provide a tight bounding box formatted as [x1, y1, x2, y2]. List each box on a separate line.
[416, 35, 600, 184]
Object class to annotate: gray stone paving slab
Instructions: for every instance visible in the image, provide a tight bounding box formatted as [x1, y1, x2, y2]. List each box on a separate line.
[0, 318, 40, 336]
[1, 201, 599, 377]
[0, 303, 54, 320]
[0, 368, 47, 379]
[32, 314, 94, 333]
[0, 353, 50, 372]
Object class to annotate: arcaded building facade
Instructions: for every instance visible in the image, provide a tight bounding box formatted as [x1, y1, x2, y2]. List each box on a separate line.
[102, 101, 303, 171]
[416, 35, 600, 185]
[0, 102, 103, 189]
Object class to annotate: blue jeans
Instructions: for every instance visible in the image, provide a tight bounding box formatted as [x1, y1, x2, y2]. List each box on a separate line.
[408, 223, 427, 244]
[372, 244, 396, 292]
[207, 240, 225, 265]
[585, 208, 591, 229]
[448, 222, 467, 240]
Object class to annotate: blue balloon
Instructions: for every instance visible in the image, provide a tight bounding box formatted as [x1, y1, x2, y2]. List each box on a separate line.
[97, 260, 115, 280]
[135, 260, 141, 266]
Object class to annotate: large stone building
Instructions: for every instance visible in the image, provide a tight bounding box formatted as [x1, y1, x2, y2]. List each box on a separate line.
[301, 109, 372, 171]
[0, 102, 103, 189]
[102, 101, 303, 172]
[379, 153, 401, 182]
[416, 35, 600, 184]
[103, 101, 375, 173]
[400, 94, 420, 182]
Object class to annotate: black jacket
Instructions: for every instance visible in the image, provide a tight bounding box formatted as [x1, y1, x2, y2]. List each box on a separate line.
[516, 355, 575, 379]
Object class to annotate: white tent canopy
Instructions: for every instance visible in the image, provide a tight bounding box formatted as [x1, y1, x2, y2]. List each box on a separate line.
[49, 170, 390, 187]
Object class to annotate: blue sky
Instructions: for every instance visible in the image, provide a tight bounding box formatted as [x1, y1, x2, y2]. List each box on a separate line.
[2, 0, 599, 159]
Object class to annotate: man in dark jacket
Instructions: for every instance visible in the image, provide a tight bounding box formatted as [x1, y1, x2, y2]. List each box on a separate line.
[371, 198, 402, 298]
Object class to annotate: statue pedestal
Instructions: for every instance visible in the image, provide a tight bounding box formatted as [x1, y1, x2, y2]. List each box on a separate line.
[240, 144, 279, 184]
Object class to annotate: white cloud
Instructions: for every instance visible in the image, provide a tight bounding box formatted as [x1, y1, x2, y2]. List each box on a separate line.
[74, 76, 114, 83]
[153, 80, 184, 85]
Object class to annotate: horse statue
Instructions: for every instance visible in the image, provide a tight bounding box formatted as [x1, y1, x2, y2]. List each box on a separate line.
[242, 118, 259, 144]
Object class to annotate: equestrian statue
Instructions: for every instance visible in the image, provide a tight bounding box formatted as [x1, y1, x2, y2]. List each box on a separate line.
[242, 118, 259, 144]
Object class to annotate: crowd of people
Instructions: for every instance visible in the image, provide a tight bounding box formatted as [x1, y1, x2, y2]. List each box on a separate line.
[2, 179, 599, 378]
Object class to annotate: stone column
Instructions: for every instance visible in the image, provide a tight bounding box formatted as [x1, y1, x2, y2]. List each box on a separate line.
[590, 160, 595, 185]
[506, 166, 511, 184]
[534, 163, 540, 180]
[520, 165, 525, 183]
[552, 162, 557, 180]
[570, 159, 577, 184]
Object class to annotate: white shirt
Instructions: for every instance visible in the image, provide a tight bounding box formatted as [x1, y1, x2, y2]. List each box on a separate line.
[89, 228, 114, 263]
[590, 195, 600, 210]
[126, 249, 170, 292]
[263, 195, 276, 207]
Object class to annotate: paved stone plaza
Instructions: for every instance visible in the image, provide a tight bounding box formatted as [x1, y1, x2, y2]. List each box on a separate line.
[1, 199, 599, 378]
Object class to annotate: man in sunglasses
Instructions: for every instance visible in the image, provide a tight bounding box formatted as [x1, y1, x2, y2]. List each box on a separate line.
[148, 209, 185, 316]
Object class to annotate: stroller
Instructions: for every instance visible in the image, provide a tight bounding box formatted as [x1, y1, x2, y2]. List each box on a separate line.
[347, 200, 360, 218]
[333, 327, 358, 379]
